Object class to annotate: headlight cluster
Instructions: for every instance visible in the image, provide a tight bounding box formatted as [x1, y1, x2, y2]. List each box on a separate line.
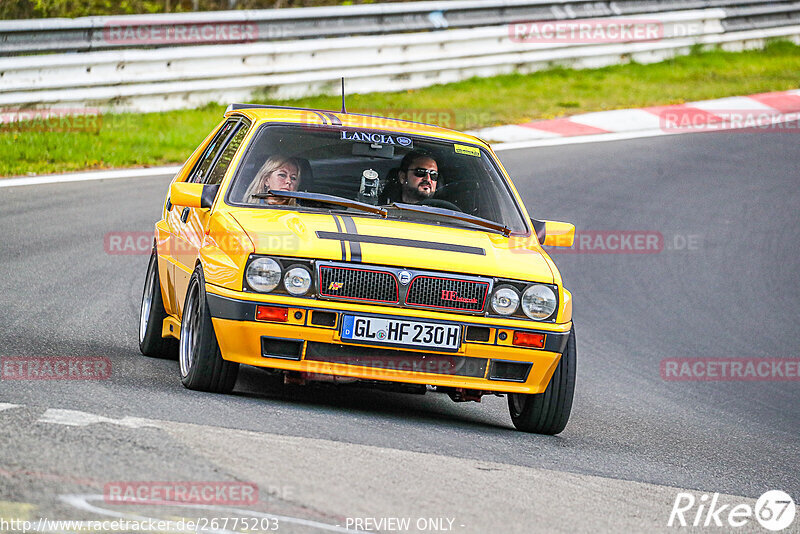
[521, 284, 558, 320]
[284, 267, 312, 296]
[490, 283, 557, 320]
[246, 257, 313, 296]
[491, 287, 520, 316]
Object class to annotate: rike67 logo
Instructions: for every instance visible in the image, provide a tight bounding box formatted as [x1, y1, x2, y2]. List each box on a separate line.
[668, 490, 796, 531]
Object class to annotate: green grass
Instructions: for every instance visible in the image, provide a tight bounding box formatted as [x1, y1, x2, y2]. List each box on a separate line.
[3, 40, 799, 177]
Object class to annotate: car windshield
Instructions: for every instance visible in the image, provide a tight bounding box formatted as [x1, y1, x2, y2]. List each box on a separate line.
[226, 124, 528, 233]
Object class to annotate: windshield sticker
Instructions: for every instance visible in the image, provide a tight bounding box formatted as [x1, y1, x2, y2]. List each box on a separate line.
[341, 131, 413, 148]
[454, 144, 481, 157]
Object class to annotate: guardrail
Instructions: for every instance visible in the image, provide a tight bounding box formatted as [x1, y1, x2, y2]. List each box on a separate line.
[2, 0, 800, 55]
[1, 3, 799, 113]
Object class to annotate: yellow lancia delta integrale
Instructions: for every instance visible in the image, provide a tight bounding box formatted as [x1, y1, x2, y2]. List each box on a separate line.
[138, 105, 577, 434]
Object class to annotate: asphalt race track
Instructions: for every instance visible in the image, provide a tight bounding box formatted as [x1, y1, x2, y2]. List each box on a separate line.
[1, 126, 798, 533]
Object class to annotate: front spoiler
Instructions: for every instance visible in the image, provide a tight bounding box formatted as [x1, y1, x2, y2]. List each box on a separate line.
[204, 289, 571, 394]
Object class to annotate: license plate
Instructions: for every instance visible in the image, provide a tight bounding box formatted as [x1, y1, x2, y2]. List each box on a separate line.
[340, 315, 461, 351]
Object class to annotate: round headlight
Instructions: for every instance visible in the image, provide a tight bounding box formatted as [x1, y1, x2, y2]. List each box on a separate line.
[284, 267, 312, 296]
[491, 287, 519, 316]
[521, 285, 557, 320]
[246, 258, 282, 292]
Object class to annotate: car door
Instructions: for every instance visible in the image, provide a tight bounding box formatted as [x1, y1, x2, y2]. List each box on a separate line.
[168, 118, 247, 316]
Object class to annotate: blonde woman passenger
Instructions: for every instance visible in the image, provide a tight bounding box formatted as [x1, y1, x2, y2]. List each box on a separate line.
[246, 155, 302, 206]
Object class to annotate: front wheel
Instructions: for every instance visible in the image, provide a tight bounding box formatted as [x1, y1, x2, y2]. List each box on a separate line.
[508, 328, 576, 435]
[179, 267, 239, 393]
[139, 252, 177, 360]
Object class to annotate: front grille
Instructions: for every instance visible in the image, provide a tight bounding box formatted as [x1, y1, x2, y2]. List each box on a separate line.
[318, 265, 399, 303]
[406, 276, 489, 312]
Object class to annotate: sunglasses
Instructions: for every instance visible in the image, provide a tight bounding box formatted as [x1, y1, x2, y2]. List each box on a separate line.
[409, 168, 439, 181]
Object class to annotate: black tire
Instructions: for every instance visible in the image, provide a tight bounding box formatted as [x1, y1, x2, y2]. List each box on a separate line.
[179, 266, 239, 393]
[508, 328, 576, 435]
[139, 252, 178, 360]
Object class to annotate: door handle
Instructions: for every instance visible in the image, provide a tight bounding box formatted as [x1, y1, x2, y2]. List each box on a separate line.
[180, 207, 190, 223]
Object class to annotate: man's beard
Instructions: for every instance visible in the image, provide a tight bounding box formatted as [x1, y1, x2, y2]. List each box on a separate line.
[405, 181, 434, 202]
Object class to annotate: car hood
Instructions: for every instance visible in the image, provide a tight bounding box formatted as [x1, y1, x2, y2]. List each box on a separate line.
[228, 209, 554, 283]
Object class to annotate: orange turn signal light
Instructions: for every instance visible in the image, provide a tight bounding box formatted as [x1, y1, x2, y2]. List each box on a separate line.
[512, 331, 545, 348]
[255, 305, 288, 322]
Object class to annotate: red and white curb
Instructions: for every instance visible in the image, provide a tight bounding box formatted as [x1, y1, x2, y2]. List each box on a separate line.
[472, 89, 800, 146]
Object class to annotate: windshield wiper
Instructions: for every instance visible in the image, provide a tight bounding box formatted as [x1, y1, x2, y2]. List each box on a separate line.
[252, 190, 387, 217]
[390, 202, 511, 236]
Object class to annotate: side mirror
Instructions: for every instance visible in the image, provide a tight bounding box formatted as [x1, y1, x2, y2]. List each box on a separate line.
[170, 182, 218, 209]
[531, 218, 575, 247]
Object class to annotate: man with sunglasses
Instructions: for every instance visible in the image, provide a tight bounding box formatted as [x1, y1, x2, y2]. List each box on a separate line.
[397, 150, 439, 204]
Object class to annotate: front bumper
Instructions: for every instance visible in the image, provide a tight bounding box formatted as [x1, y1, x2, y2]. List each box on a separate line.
[205, 284, 571, 394]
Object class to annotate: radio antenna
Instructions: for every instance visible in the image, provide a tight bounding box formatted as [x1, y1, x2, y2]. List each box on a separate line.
[341, 77, 346, 114]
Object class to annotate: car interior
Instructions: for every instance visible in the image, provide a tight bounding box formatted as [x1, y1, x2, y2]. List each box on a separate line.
[226, 126, 524, 230]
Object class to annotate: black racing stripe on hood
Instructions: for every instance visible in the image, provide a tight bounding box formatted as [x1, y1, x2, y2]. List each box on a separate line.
[332, 216, 347, 261]
[315, 232, 485, 256]
[340, 216, 362, 263]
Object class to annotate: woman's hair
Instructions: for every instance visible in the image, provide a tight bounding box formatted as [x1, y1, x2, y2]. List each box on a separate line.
[245, 154, 302, 202]
[254, 154, 302, 191]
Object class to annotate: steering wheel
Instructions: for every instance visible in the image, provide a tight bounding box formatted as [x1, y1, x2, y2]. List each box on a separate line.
[418, 198, 462, 212]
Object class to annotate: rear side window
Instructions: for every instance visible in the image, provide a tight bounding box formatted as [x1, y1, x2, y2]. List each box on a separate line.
[205, 122, 249, 185]
[187, 120, 238, 183]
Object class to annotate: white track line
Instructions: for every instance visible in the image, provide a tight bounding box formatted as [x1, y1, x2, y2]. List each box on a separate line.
[38, 408, 160, 428]
[0, 166, 180, 189]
